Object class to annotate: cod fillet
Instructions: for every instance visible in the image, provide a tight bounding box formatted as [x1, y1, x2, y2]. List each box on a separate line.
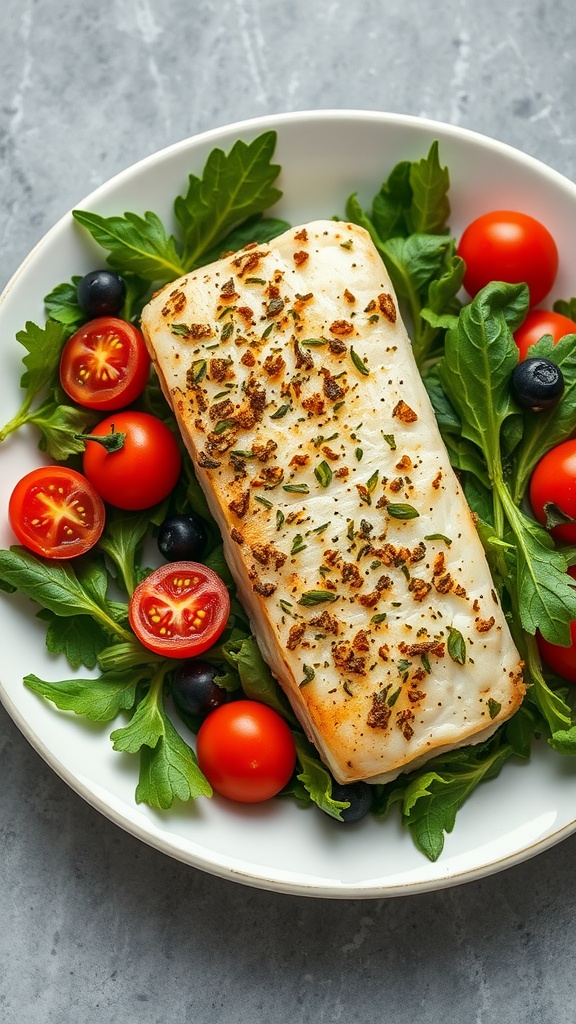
[140, 219, 525, 784]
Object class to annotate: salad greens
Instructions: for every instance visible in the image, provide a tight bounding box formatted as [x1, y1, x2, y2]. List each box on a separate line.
[1, 131, 576, 861]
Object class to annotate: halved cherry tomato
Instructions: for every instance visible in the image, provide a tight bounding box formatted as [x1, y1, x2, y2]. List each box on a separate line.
[514, 308, 576, 360]
[537, 566, 576, 683]
[457, 210, 558, 307]
[128, 561, 230, 659]
[8, 466, 105, 559]
[59, 317, 151, 411]
[196, 700, 297, 803]
[82, 411, 182, 510]
[529, 439, 576, 544]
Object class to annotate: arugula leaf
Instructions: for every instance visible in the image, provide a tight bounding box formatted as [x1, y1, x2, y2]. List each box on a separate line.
[199, 214, 290, 266]
[174, 132, 282, 269]
[407, 141, 451, 235]
[548, 726, 576, 754]
[111, 671, 211, 808]
[400, 741, 515, 861]
[72, 209, 186, 283]
[0, 320, 69, 443]
[506, 509, 576, 645]
[0, 547, 132, 643]
[44, 278, 85, 327]
[136, 711, 212, 808]
[293, 733, 349, 820]
[98, 507, 154, 595]
[436, 282, 576, 646]
[438, 282, 527, 466]
[40, 610, 112, 670]
[28, 397, 96, 460]
[25, 670, 138, 722]
[370, 160, 412, 240]
[223, 635, 298, 726]
[553, 296, 576, 321]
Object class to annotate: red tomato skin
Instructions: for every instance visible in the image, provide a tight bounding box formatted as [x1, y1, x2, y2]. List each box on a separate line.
[60, 317, 151, 411]
[529, 439, 576, 544]
[128, 561, 230, 659]
[196, 700, 297, 803]
[82, 411, 182, 510]
[537, 566, 576, 683]
[457, 210, 558, 307]
[8, 466, 105, 559]
[514, 309, 576, 360]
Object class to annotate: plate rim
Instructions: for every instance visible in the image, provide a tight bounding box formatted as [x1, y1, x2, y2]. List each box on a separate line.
[2, 107, 576, 899]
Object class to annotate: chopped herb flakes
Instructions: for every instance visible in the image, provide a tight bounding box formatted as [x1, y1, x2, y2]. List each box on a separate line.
[298, 590, 339, 606]
[350, 347, 370, 375]
[447, 626, 466, 665]
[387, 503, 419, 520]
[314, 460, 333, 488]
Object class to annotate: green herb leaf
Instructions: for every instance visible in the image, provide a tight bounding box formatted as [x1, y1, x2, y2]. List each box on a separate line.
[72, 209, 185, 283]
[387, 503, 419, 520]
[299, 665, 315, 687]
[28, 398, 96, 460]
[298, 590, 338, 606]
[135, 709, 213, 809]
[41, 611, 112, 670]
[174, 132, 282, 270]
[293, 734, 349, 820]
[224, 635, 297, 725]
[25, 669, 138, 722]
[400, 741, 514, 860]
[447, 626, 466, 665]
[350, 347, 370, 375]
[44, 278, 85, 327]
[314, 460, 333, 488]
[407, 141, 451, 235]
[0, 547, 131, 642]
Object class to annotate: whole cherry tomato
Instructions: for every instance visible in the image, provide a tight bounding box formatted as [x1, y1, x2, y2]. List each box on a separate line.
[514, 308, 576, 360]
[82, 411, 181, 510]
[457, 210, 558, 307]
[196, 700, 297, 803]
[529, 439, 576, 544]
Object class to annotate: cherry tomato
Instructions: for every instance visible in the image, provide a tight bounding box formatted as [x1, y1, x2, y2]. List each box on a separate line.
[514, 308, 576, 360]
[537, 566, 576, 683]
[82, 411, 182, 510]
[129, 561, 230, 659]
[457, 210, 558, 307]
[196, 700, 296, 803]
[529, 439, 576, 544]
[8, 466, 105, 559]
[59, 317, 151, 411]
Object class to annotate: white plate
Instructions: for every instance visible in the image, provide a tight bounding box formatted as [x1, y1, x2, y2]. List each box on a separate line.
[1, 110, 576, 899]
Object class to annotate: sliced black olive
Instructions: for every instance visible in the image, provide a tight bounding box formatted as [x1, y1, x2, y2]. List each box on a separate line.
[511, 357, 565, 411]
[77, 270, 127, 317]
[157, 513, 209, 562]
[329, 779, 374, 823]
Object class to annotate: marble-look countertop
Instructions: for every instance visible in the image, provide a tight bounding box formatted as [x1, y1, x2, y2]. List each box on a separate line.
[2, 2, 576, 1021]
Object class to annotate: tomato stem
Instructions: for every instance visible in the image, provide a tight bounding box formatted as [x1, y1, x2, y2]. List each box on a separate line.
[76, 425, 126, 453]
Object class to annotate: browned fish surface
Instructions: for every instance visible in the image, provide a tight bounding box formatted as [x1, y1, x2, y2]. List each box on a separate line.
[141, 220, 525, 784]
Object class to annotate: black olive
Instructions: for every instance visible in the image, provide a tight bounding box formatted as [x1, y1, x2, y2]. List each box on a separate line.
[511, 357, 565, 411]
[157, 513, 209, 561]
[77, 270, 127, 317]
[329, 779, 374, 823]
[171, 660, 227, 717]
